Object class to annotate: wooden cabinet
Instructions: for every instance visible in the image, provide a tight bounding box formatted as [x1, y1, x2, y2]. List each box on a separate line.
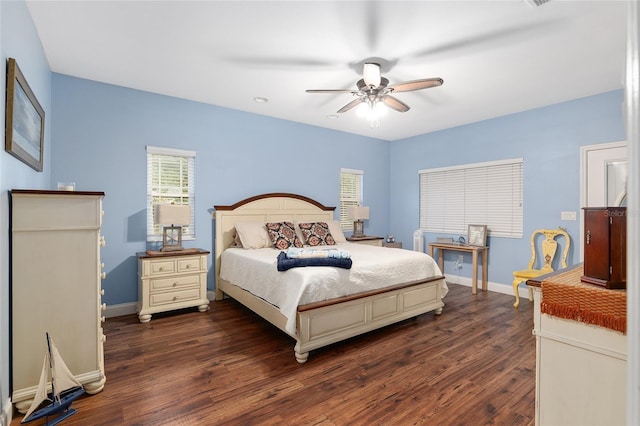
[10, 190, 106, 413]
[137, 250, 210, 322]
[582, 207, 626, 289]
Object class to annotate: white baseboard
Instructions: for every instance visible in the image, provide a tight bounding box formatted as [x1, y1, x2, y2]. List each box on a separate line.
[104, 302, 137, 318]
[445, 274, 531, 298]
[1, 397, 12, 426]
[104, 290, 217, 318]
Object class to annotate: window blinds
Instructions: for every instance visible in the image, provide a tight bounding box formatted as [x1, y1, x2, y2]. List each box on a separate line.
[340, 168, 363, 229]
[146, 146, 196, 241]
[419, 158, 523, 238]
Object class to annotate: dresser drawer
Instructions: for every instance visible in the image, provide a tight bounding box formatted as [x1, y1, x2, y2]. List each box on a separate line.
[150, 288, 202, 307]
[150, 274, 200, 292]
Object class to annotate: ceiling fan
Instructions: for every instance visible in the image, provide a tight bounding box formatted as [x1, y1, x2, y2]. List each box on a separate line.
[305, 62, 444, 115]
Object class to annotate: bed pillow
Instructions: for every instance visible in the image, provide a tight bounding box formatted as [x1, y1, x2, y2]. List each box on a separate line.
[327, 220, 347, 243]
[266, 222, 303, 250]
[234, 222, 272, 249]
[298, 222, 336, 246]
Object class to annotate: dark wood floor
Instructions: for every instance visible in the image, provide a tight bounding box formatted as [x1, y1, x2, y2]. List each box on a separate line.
[11, 284, 535, 426]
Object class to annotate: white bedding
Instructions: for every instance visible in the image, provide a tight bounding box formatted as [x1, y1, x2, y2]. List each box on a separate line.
[220, 243, 447, 335]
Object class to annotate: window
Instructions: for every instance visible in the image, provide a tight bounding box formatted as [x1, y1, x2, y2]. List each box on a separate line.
[419, 158, 523, 238]
[147, 146, 196, 241]
[340, 168, 363, 229]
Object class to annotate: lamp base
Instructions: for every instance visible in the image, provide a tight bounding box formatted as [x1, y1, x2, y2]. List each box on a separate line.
[352, 220, 365, 238]
[161, 225, 183, 251]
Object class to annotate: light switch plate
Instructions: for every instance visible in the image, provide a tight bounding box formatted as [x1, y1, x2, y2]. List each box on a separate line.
[561, 211, 577, 221]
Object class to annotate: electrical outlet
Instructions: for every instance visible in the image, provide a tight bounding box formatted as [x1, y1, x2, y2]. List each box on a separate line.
[561, 211, 577, 221]
[455, 254, 463, 269]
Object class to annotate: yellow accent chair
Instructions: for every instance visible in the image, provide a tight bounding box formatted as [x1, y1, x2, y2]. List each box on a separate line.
[512, 228, 570, 308]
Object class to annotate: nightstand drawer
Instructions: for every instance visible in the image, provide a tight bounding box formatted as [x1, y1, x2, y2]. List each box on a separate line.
[150, 288, 202, 307]
[177, 256, 203, 272]
[150, 274, 200, 292]
[148, 260, 176, 275]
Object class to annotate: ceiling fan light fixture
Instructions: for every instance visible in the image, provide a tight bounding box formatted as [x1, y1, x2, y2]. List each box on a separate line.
[357, 98, 387, 127]
[363, 63, 381, 88]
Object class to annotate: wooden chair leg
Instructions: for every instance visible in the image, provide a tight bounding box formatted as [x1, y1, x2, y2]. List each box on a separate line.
[512, 278, 521, 308]
[528, 287, 533, 301]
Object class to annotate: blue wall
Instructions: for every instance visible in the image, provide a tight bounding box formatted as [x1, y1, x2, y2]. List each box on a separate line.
[390, 90, 625, 287]
[50, 74, 391, 305]
[1, 0, 53, 419]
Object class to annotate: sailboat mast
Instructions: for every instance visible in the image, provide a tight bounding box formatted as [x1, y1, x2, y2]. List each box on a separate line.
[45, 332, 57, 402]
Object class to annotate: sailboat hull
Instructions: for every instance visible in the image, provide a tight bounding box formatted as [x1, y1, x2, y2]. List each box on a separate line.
[21, 388, 84, 425]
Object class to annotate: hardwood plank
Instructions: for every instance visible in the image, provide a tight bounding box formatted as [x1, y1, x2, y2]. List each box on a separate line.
[10, 284, 535, 425]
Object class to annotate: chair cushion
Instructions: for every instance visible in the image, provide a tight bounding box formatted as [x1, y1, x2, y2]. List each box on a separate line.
[513, 269, 548, 279]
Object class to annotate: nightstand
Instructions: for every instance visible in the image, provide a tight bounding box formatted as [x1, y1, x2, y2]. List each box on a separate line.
[346, 236, 384, 246]
[383, 241, 403, 248]
[137, 249, 210, 323]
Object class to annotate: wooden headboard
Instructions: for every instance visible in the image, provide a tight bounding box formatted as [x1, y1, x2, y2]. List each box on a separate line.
[212, 193, 336, 299]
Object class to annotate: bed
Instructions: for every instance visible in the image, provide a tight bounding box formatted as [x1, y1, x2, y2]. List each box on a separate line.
[213, 193, 448, 363]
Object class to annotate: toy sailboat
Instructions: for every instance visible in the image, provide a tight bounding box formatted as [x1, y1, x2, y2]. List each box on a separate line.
[21, 333, 85, 426]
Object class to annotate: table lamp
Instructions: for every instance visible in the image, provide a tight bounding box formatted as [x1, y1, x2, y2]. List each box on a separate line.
[154, 204, 191, 251]
[347, 205, 369, 238]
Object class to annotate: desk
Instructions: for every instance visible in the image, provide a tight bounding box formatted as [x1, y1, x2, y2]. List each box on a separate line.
[428, 243, 488, 294]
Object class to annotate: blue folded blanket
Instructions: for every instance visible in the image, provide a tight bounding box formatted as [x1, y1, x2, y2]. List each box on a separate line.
[277, 251, 352, 271]
[286, 247, 351, 259]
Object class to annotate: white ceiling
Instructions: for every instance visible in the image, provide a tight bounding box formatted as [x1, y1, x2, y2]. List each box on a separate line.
[26, 0, 627, 141]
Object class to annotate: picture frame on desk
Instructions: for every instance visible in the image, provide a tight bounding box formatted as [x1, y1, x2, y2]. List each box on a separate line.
[468, 224, 487, 247]
[5, 58, 45, 172]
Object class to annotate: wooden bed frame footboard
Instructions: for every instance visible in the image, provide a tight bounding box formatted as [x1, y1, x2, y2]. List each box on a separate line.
[213, 193, 445, 363]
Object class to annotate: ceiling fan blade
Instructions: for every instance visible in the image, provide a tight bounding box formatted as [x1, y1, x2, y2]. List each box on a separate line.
[390, 78, 444, 93]
[337, 98, 365, 113]
[306, 89, 358, 94]
[382, 96, 410, 112]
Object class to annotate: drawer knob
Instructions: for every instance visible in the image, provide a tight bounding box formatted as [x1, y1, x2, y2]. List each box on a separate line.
[101, 272, 107, 279]
[173, 296, 178, 301]
[186, 264, 191, 269]
[100, 289, 105, 296]
[101, 303, 107, 311]
[172, 282, 178, 287]
[159, 267, 164, 271]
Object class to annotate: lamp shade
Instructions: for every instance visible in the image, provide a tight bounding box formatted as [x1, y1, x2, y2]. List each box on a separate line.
[347, 206, 370, 220]
[154, 204, 191, 225]
[363, 63, 381, 87]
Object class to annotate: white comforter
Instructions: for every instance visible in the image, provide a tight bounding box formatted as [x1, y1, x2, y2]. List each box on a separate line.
[220, 243, 447, 335]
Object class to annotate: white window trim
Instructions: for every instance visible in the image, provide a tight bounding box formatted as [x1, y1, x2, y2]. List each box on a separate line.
[419, 158, 523, 239]
[146, 146, 196, 242]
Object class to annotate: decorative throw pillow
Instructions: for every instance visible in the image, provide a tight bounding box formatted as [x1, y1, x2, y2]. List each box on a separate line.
[234, 222, 271, 249]
[266, 222, 303, 250]
[327, 220, 347, 243]
[298, 222, 336, 246]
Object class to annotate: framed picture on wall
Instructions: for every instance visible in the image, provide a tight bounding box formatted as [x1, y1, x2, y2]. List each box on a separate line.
[468, 224, 487, 246]
[5, 57, 45, 172]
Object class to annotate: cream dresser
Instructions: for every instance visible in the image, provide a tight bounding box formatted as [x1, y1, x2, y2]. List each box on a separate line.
[137, 249, 210, 322]
[10, 190, 107, 413]
[528, 266, 627, 426]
